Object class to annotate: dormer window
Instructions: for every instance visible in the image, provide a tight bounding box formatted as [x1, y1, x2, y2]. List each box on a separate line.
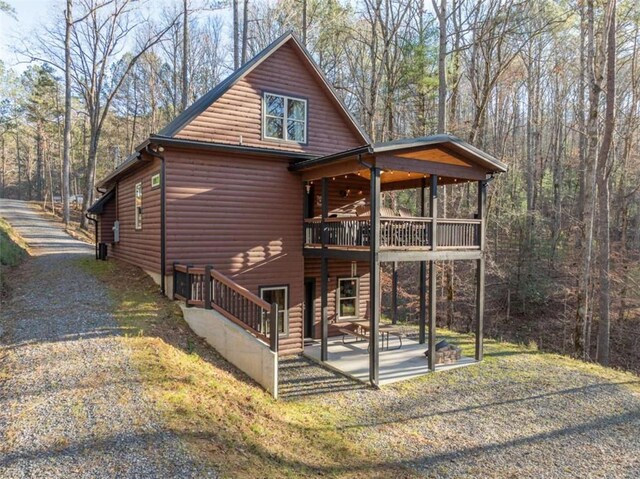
[263, 92, 307, 143]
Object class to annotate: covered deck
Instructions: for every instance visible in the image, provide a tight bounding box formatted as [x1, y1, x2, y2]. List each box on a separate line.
[304, 336, 477, 385]
[290, 134, 507, 387]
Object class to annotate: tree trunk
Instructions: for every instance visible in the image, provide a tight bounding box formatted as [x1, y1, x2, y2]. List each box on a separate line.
[62, 0, 72, 225]
[596, 0, 616, 366]
[241, 0, 249, 65]
[181, 0, 189, 111]
[80, 118, 100, 229]
[433, 0, 446, 133]
[576, 0, 602, 360]
[302, 0, 307, 46]
[233, 0, 239, 70]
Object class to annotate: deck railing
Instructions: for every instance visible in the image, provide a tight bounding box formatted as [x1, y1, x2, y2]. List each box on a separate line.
[173, 263, 279, 351]
[304, 216, 480, 250]
[436, 219, 481, 248]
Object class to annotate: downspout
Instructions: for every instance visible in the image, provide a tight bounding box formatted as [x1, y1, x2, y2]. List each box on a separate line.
[145, 144, 166, 295]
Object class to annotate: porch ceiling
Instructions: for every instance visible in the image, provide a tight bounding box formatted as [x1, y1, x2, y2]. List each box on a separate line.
[291, 134, 507, 189]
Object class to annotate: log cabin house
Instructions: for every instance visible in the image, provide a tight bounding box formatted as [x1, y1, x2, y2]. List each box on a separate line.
[88, 32, 506, 396]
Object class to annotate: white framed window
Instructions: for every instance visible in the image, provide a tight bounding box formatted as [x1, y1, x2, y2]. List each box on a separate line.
[151, 173, 160, 189]
[337, 277, 359, 320]
[263, 92, 307, 143]
[260, 285, 289, 335]
[134, 182, 142, 230]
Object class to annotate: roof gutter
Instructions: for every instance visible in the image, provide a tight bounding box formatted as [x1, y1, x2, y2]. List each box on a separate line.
[150, 135, 315, 160]
[289, 144, 372, 171]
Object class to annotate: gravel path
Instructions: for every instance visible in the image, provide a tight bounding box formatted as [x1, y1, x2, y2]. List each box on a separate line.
[287, 350, 640, 478]
[0, 200, 215, 478]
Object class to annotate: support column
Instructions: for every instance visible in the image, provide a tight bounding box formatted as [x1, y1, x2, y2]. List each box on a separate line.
[428, 175, 438, 371]
[369, 167, 381, 387]
[320, 177, 329, 361]
[419, 177, 428, 343]
[391, 261, 398, 325]
[321, 256, 328, 361]
[476, 180, 487, 361]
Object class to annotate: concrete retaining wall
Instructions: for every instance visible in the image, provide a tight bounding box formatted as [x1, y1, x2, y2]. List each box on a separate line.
[179, 305, 278, 398]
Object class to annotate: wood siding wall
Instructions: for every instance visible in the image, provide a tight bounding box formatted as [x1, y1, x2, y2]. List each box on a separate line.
[304, 176, 373, 338]
[175, 40, 365, 156]
[304, 259, 371, 338]
[98, 198, 116, 243]
[164, 148, 305, 354]
[109, 156, 162, 273]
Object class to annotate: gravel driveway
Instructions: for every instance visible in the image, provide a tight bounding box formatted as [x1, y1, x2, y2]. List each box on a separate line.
[0, 200, 215, 478]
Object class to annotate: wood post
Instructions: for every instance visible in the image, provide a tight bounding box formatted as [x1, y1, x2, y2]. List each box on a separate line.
[430, 175, 438, 249]
[429, 175, 438, 370]
[429, 260, 437, 371]
[172, 262, 178, 300]
[204, 265, 212, 309]
[475, 258, 485, 361]
[476, 180, 487, 361]
[391, 261, 398, 325]
[270, 302, 279, 353]
[186, 264, 192, 307]
[369, 167, 381, 387]
[320, 177, 329, 362]
[320, 256, 328, 361]
[419, 177, 428, 343]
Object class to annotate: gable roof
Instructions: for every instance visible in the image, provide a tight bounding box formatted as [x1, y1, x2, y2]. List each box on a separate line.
[158, 31, 371, 144]
[290, 134, 508, 174]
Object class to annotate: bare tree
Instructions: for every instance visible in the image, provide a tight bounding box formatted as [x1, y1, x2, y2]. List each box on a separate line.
[62, 0, 72, 225]
[596, 0, 616, 365]
[181, 0, 189, 111]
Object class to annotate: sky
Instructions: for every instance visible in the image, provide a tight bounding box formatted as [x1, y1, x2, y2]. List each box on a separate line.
[1, 0, 56, 69]
[0, 0, 236, 74]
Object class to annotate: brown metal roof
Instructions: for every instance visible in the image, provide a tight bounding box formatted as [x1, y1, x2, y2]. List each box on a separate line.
[290, 134, 508, 174]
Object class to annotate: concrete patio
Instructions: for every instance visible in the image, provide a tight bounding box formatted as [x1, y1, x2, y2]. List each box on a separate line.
[304, 336, 477, 385]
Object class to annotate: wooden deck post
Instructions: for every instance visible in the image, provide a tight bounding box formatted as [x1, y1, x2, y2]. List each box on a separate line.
[428, 175, 438, 371]
[391, 261, 398, 325]
[186, 264, 193, 308]
[204, 265, 212, 310]
[476, 180, 487, 361]
[419, 177, 428, 344]
[320, 177, 329, 362]
[369, 167, 381, 387]
[270, 303, 279, 353]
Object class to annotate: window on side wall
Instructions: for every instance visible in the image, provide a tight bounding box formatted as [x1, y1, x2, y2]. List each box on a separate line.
[134, 182, 142, 230]
[260, 285, 289, 336]
[337, 277, 359, 320]
[263, 92, 307, 143]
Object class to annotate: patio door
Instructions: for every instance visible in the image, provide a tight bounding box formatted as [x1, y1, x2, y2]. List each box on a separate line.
[304, 278, 315, 339]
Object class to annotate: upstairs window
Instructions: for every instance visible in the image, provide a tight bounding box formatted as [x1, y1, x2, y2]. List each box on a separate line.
[263, 93, 307, 143]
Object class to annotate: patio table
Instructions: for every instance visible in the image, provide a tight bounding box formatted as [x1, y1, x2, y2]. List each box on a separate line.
[339, 321, 403, 351]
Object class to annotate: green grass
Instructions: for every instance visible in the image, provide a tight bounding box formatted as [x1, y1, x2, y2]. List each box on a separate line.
[79, 257, 640, 478]
[0, 217, 28, 267]
[78, 258, 398, 479]
[0, 217, 29, 295]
